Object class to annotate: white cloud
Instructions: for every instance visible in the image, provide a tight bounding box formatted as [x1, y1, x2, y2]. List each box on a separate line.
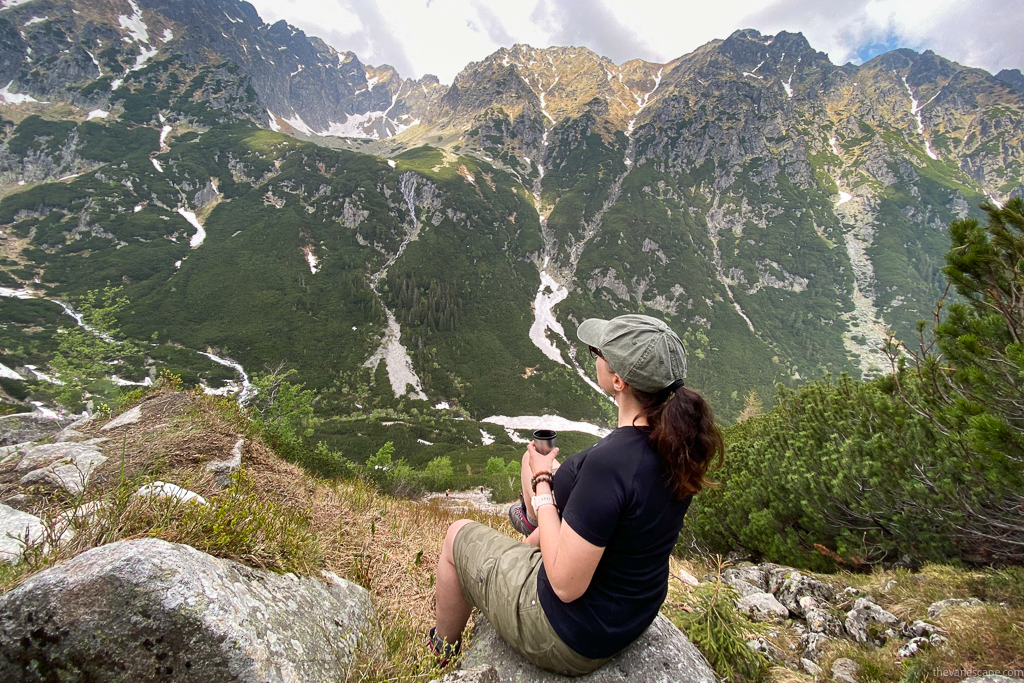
[245, 0, 1024, 83]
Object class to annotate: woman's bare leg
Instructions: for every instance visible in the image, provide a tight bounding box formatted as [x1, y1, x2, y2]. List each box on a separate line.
[434, 519, 474, 644]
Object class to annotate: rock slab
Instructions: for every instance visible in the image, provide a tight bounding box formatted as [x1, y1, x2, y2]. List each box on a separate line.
[0, 538, 378, 683]
[0, 413, 66, 446]
[459, 614, 718, 683]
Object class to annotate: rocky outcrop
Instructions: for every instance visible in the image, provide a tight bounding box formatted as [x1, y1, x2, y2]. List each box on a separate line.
[0, 538, 378, 683]
[458, 614, 717, 683]
[0, 413, 67, 446]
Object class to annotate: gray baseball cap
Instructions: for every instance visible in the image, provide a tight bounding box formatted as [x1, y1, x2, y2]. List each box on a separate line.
[577, 314, 687, 393]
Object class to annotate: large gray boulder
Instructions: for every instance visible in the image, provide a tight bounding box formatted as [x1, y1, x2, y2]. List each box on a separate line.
[0, 538, 378, 682]
[0, 412, 67, 446]
[458, 614, 718, 683]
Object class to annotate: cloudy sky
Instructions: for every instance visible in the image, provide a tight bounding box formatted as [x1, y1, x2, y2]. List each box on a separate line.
[246, 0, 1023, 83]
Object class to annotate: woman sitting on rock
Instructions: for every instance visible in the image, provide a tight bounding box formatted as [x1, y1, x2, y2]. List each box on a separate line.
[430, 314, 724, 675]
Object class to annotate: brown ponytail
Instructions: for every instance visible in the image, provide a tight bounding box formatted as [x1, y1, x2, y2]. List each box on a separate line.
[633, 384, 724, 499]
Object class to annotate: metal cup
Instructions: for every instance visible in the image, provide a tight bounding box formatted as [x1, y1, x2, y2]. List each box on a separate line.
[532, 429, 557, 455]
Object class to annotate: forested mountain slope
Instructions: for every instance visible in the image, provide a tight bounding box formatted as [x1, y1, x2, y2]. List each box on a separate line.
[1, 0, 1022, 463]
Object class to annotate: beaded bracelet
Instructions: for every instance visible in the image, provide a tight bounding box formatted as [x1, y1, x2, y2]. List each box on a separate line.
[531, 472, 553, 492]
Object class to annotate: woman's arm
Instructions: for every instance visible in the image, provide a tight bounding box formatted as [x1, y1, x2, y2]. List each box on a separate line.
[527, 442, 605, 602]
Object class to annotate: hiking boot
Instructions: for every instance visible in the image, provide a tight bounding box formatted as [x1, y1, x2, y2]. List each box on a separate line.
[428, 626, 461, 667]
[507, 493, 537, 537]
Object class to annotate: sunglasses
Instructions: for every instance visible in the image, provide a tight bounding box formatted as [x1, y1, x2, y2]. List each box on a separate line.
[588, 346, 604, 360]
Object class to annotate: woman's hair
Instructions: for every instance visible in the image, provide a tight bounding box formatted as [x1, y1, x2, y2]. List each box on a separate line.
[632, 384, 724, 499]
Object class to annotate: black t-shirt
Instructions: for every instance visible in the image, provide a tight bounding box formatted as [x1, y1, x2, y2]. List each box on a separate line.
[537, 426, 692, 659]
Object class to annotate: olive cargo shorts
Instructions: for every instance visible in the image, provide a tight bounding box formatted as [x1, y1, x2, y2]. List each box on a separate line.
[453, 521, 612, 676]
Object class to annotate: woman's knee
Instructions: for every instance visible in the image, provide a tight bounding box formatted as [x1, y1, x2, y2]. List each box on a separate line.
[442, 519, 474, 559]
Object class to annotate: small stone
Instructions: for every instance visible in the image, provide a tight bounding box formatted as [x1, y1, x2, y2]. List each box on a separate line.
[100, 405, 143, 431]
[798, 632, 830, 662]
[897, 637, 930, 659]
[736, 592, 790, 622]
[800, 595, 820, 611]
[802, 658, 822, 676]
[206, 438, 243, 487]
[832, 657, 859, 683]
[927, 598, 982, 619]
[776, 571, 835, 616]
[907, 620, 942, 638]
[724, 577, 762, 597]
[722, 564, 769, 592]
[0, 503, 45, 564]
[929, 634, 948, 647]
[746, 637, 782, 662]
[135, 481, 208, 506]
[845, 598, 899, 644]
[805, 608, 845, 637]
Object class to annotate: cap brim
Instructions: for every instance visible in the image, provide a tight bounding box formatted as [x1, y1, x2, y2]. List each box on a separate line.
[577, 318, 610, 347]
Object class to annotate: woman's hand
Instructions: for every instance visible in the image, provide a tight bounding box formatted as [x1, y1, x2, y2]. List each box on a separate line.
[527, 441, 559, 476]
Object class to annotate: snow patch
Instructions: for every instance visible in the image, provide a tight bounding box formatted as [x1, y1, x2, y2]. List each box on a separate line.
[482, 415, 611, 439]
[150, 157, 163, 173]
[176, 208, 205, 248]
[87, 109, 109, 120]
[0, 0, 34, 11]
[0, 81, 38, 104]
[25, 365, 62, 384]
[118, 0, 149, 43]
[783, 72, 794, 98]
[266, 110, 281, 132]
[0, 363, 23, 380]
[417, 439, 434, 446]
[24, 16, 47, 26]
[131, 45, 158, 72]
[161, 28, 173, 42]
[902, 75, 938, 160]
[480, 429, 495, 446]
[0, 287, 35, 299]
[434, 402, 450, 410]
[837, 191, 853, 205]
[302, 246, 319, 274]
[111, 375, 152, 387]
[387, 159, 396, 168]
[284, 114, 313, 135]
[159, 124, 172, 148]
[529, 272, 569, 365]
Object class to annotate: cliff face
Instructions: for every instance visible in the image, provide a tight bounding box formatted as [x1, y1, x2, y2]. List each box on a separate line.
[1, 0, 1023, 422]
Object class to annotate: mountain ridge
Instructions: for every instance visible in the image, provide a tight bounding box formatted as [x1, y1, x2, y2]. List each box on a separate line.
[1, 0, 1022, 445]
